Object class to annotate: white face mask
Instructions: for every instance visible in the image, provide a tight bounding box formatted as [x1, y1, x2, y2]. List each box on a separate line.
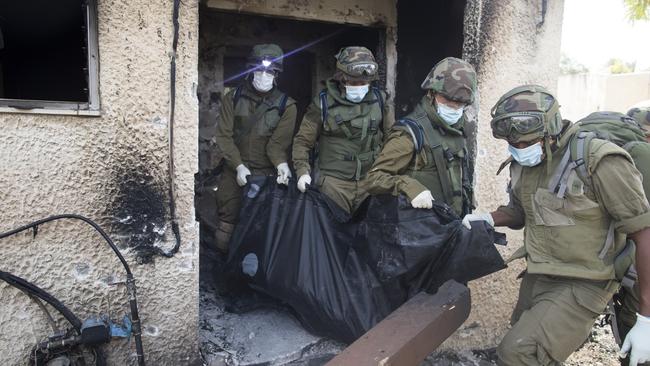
[508, 142, 543, 167]
[436, 102, 464, 125]
[252, 71, 274, 92]
[344, 84, 369, 103]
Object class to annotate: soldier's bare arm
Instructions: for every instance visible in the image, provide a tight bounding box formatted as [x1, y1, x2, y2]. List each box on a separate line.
[267, 103, 297, 167]
[292, 101, 322, 177]
[215, 92, 244, 170]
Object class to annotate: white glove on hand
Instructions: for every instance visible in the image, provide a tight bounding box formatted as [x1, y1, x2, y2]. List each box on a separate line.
[235, 164, 251, 187]
[619, 313, 650, 366]
[297, 174, 312, 193]
[462, 212, 495, 229]
[276, 162, 292, 185]
[411, 190, 434, 209]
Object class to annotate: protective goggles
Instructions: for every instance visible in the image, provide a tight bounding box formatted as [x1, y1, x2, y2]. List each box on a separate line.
[343, 62, 378, 77]
[490, 112, 545, 141]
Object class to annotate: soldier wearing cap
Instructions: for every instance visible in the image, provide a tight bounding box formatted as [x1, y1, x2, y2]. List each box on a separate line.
[214, 44, 297, 252]
[292, 46, 393, 214]
[367, 57, 477, 215]
[463, 85, 650, 365]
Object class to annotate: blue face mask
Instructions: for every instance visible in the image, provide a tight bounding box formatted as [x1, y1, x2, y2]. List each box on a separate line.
[508, 142, 543, 167]
[436, 103, 464, 125]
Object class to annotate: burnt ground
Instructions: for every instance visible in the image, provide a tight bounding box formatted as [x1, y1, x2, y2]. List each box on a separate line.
[198, 247, 620, 366]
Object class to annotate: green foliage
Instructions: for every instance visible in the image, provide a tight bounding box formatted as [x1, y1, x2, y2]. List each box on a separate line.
[607, 58, 636, 74]
[623, 0, 650, 21]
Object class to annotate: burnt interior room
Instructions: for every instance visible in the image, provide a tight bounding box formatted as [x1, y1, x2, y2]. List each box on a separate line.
[0, 0, 88, 102]
[196, 7, 385, 264]
[395, 0, 466, 117]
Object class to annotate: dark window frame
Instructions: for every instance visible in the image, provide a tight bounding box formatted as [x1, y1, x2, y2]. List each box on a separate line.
[0, 0, 100, 115]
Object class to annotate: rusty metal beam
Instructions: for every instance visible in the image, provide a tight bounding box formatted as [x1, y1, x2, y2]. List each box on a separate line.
[326, 280, 471, 366]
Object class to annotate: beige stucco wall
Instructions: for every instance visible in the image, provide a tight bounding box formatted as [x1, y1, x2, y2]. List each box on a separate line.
[0, 0, 200, 365]
[441, 0, 565, 350]
[558, 72, 650, 121]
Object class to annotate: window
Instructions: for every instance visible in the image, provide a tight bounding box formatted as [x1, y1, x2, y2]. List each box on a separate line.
[0, 0, 99, 115]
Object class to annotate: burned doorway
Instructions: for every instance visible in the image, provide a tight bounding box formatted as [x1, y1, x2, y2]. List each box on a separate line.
[196, 7, 385, 268]
[395, 0, 467, 117]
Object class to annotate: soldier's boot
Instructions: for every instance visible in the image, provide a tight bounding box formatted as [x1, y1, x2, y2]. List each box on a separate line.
[215, 220, 235, 254]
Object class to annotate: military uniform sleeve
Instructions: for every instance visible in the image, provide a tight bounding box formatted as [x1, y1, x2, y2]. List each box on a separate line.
[627, 142, 650, 199]
[214, 91, 243, 170]
[292, 100, 322, 177]
[266, 103, 297, 167]
[367, 129, 428, 200]
[494, 164, 526, 230]
[591, 155, 650, 234]
[382, 94, 395, 133]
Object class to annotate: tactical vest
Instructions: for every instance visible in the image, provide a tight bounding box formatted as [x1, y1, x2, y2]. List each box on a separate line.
[394, 103, 470, 216]
[508, 130, 632, 280]
[317, 86, 385, 181]
[231, 84, 293, 169]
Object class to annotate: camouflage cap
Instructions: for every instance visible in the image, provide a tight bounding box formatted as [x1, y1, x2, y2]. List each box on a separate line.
[248, 43, 284, 72]
[627, 107, 650, 130]
[490, 85, 563, 143]
[421, 57, 477, 104]
[334, 46, 379, 82]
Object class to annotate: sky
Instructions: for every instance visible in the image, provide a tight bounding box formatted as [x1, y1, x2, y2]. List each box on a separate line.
[561, 0, 650, 72]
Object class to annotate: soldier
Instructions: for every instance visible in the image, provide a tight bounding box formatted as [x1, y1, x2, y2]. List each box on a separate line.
[214, 44, 297, 252]
[367, 57, 476, 215]
[462, 85, 650, 366]
[292, 46, 393, 214]
[628, 107, 650, 143]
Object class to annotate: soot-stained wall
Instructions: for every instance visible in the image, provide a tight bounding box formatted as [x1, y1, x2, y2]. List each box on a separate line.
[0, 0, 200, 364]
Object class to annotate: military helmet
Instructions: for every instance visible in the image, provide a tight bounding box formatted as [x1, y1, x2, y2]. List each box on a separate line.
[490, 85, 563, 143]
[334, 46, 379, 82]
[627, 107, 650, 130]
[421, 57, 477, 104]
[247, 43, 283, 72]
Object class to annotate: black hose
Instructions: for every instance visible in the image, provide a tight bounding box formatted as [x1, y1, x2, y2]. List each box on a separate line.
[0, 214, 144, 366]
[157, 0, 182, 259]
[0, 270, 107, 366]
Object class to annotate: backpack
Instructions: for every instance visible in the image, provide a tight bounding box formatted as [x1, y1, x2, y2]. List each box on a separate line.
[551, 111, 648, 285]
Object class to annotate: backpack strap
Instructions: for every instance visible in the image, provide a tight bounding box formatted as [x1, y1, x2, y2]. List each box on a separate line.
[319, 89, 329, 125]
[395, 118, 424, 153]
[278, 93, 289, 116]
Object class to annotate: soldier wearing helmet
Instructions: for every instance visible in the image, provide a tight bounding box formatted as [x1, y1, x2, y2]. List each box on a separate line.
[214, 44, 297, 252]
[463, 85, 650, 366]
[628, 107, 650, 142]
[366, 57, 476, 215]
[292, 46, 393, 214]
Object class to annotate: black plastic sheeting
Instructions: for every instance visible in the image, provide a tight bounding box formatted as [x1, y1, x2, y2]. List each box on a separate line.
[227, 176, 506, 343]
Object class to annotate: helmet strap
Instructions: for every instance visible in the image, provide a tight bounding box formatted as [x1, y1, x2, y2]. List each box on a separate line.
[544, 134, 553, 174]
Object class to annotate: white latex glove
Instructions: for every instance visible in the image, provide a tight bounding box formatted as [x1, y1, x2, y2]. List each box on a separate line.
[235, 164, 251, 187]
[411, 190, 434, 209]
[462, 212, 495, 229]
[276, 162, 292, 185]
[619, 313, 650, 366]
[297, 174, 312, 193]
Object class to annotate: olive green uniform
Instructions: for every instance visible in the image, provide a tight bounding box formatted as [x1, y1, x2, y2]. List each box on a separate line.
[215, 82, 297, 225]
[292, 79, 393, 213]
[368, 97, 472, 216]
[495, 129, 650, 365]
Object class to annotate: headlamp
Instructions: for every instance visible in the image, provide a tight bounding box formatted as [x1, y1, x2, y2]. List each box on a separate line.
[261, 59, 272, 68]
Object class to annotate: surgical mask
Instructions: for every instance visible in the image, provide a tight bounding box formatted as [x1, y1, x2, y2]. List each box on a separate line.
[508, 142, 543, 167]
[436, 103, 464, 125]
[252, 71, 274, 92]
[344, 84, 369, 103]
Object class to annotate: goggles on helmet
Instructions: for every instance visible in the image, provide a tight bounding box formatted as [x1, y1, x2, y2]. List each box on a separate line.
[342, 62, 378, 78]
[491, 112, 546, 141]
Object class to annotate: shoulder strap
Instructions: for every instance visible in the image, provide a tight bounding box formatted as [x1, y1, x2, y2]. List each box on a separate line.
[395, 118, 424, 153]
